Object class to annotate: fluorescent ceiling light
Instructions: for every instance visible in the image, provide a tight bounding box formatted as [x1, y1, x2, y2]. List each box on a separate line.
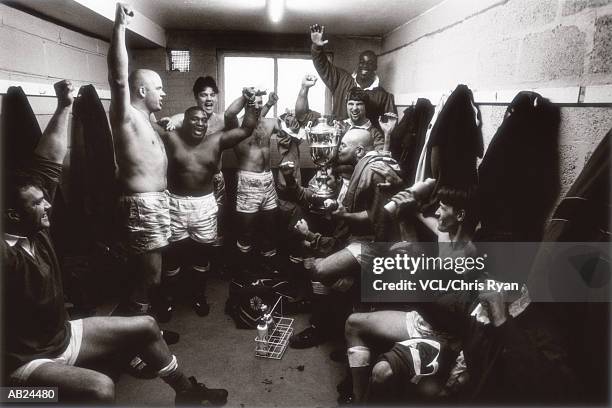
[267, 0, 284, 23]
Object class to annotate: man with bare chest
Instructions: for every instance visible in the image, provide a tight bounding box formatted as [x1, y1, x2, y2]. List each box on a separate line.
[108, 3, 170, 316]
[159, 77, 230, 279]
[230, 92, 282, 273]
[154, 90, 260, 319]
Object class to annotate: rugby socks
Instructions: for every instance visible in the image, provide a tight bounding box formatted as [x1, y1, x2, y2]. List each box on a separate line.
[236, 242, 253, 276]
[261, 248, 277, 258]
[132, 301, 151, 315]
[311, 281, 331, 295]
[161, 267, 180, 304]
[348, 346, 372, 402]
[192, 262, 210, 294]
[158, 355, 191, 393]
[163, 267, 181, 293]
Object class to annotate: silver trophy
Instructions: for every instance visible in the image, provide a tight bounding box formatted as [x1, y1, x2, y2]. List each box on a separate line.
[305, 116, 341, 211]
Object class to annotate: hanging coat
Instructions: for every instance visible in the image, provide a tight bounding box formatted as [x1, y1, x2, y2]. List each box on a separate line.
[2, 86, 42, 171]
[478, 91, 560, 242]
[426, 84, 483, 191]
[389, 98, 434, 182]
[72, 85, 118, 242]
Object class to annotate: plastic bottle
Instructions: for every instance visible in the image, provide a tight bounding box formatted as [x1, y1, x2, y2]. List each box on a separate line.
[256, 316, 269, 356]
[259, 304, 274, 336]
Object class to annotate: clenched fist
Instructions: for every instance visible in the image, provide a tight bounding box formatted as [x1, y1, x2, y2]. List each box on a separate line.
[115, 3, 134, 26]
[54, 80, 74, 108]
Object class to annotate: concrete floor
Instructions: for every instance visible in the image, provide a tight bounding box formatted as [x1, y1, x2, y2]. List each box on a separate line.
[114, 277, 346, 407]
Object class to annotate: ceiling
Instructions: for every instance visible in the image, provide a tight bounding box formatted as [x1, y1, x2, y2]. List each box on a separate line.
[127, 0, 444, 36]
[7, 0, 445, 47]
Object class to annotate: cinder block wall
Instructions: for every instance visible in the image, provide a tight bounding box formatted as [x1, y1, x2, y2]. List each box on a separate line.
[379, 0, 612, 197]
[0, 4, 110, 200]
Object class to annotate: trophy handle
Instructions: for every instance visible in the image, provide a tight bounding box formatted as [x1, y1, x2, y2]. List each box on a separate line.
[305, 121, 313, 143]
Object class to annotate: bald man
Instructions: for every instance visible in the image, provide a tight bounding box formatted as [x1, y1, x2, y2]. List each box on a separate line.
[309, 24, 396, 128]
[288, 127, 403, 349]
[310, 129, 403, 283]
[108, 3, 170, 316]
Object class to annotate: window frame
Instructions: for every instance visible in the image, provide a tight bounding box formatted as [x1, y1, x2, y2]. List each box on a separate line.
[168, 49, 191, 73]
[218, 50, 332, 117]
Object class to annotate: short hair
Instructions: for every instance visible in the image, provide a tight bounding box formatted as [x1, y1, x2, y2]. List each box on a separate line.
[128, 69, 157, 96]
[346, 87, 369, 104]
[436, 186, 480, 231]
[4, 170, 44, 211]
[436, 186, 473, 211]
[192, 76, 218, 97]
[184, 106, 207, 118]
[436, 186, 480, 223]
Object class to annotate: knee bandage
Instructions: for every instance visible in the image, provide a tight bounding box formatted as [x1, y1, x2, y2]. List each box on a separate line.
[347, 346, 371, 368]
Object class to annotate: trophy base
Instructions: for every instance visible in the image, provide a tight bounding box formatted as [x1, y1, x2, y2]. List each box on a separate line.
[308, 191, 337, 215]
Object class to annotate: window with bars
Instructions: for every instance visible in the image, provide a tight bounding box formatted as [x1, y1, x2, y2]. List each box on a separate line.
[168, 50, 190, 72]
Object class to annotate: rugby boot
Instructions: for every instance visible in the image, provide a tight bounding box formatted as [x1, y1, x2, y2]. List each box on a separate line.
[175, 376, 228, 406]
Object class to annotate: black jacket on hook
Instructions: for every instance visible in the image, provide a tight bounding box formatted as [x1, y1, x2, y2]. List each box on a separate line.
[426, 84, 483, 191]
[389, 98, 434, 182]
[478, 91, 560, 242]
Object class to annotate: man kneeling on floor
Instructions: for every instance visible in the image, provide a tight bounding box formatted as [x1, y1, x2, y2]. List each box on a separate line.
[2, 80, 227, 406]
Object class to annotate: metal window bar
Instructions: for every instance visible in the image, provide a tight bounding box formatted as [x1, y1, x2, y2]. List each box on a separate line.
[169, 50, 190, 72]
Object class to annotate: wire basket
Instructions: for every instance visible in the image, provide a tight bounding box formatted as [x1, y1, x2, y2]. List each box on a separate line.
[254, 297, 294, 359]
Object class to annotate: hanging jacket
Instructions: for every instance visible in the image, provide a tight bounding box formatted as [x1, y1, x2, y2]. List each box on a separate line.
[2, 86, 42, 171]
[72, 85, 118, 242]
[527, 130, 610, 402]
[478, 91, 560, 242]
[426, 84, 483, 191]
[389, 98, 434, 182]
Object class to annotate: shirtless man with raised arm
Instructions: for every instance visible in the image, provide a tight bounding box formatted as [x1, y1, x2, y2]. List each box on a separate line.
[108, 3, 169, 316]
[153, 89, 260, 321]
[229, 92, 282, 274]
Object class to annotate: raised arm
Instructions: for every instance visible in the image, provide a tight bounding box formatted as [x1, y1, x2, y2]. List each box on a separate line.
[296, 75, 317, 122]
[108, 2, 133, 124]
[310, 24, 343, 91]
[157, 113, 185, 131]
[387, 178, 439, 234]
[219, 89, 260, 149]
[261, 92, 278, 118]
[379, 112, 398, 152]
[223, 87, 255, 131]
[33, 80, 75, 164]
